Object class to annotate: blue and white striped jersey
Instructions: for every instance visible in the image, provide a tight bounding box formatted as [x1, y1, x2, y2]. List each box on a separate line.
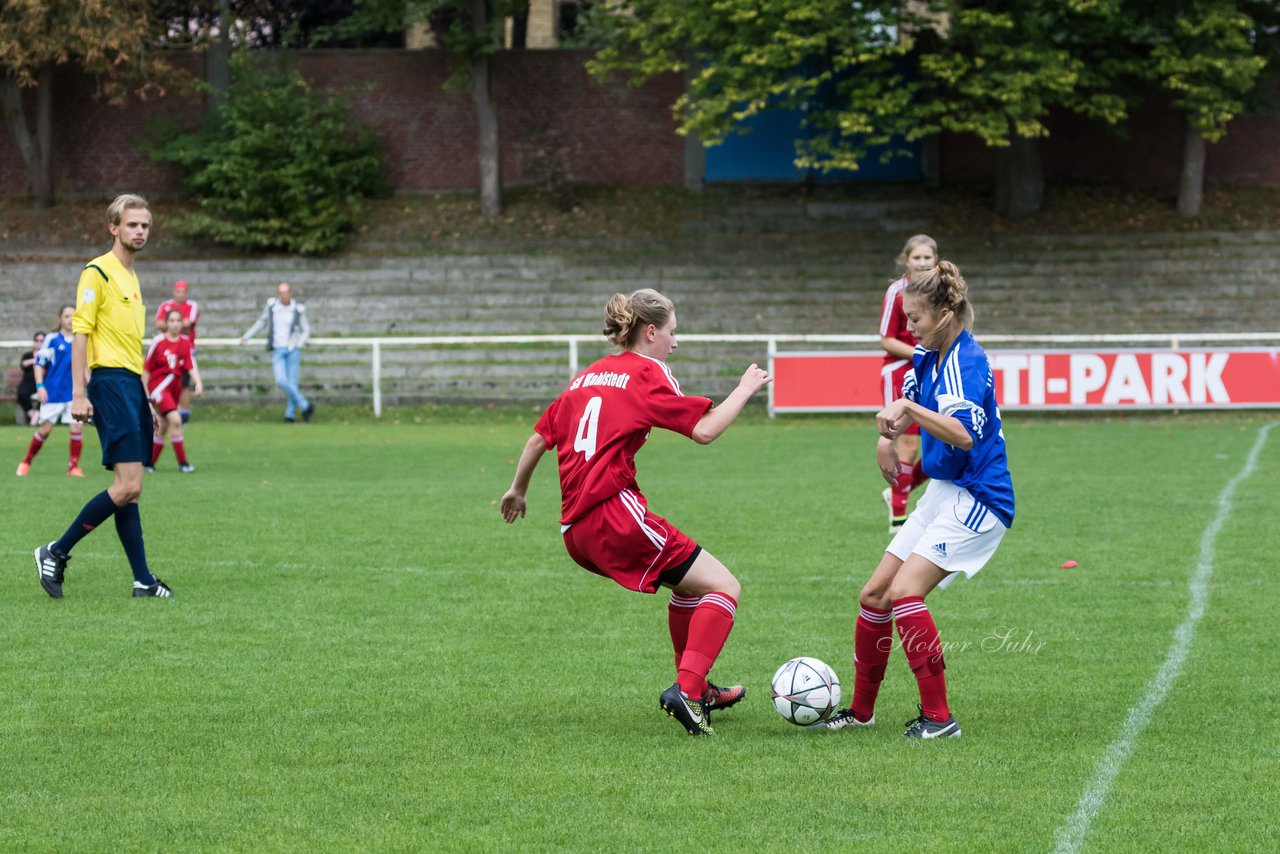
[903, 329, 1015, 527]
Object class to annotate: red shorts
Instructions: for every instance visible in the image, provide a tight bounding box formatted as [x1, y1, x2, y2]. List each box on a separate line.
[148, 374, 181, 415]
[882, 361, 921, 437]
[563, 489, 699, 594]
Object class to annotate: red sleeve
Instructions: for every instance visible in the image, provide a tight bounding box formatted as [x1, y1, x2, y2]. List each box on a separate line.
[637, 363, 712, 439]
[533, 397, 559, 449]
[154, 301, 170, 325]
[882, 291, 906, 340]
[144, 336, 164, 371]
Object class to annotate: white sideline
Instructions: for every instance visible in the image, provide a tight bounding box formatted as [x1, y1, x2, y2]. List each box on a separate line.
[1051, 421, 1275, 854]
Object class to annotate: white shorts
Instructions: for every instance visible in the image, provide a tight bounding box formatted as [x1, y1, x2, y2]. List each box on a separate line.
[37, 401, 74, 426]
[886, 479, 1008, 590]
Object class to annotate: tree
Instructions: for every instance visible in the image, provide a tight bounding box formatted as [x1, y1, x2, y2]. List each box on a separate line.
[1127, 1, 1267, 217]
[328, 0, 522, 219]
[589, 0, 1140, 218]
[0, 0, 182, 207]
[147, 53, 386, 254]
[919, 1, 1137, 218]
[589, 1, 926, 176]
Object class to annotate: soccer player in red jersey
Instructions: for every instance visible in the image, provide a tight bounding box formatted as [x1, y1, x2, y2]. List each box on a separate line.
[143, 309, 203, 473]
[154, 279, 200, 422]
[500, 289, 772, 736]
[878, 234, 938, 530]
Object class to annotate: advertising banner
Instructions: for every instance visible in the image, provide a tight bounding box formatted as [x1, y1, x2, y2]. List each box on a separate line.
[769, 348, 1280, 412]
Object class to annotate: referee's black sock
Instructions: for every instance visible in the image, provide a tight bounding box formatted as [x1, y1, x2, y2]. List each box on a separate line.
[53, 490, 119, 556]
[113, 503, 154, 585]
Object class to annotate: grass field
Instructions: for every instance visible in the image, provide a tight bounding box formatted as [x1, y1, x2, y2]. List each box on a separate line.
[2, 410, 1277, 852]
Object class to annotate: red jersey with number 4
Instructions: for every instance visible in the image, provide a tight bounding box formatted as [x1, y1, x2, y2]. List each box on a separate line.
[534, 350, 713, 526]
[145, 334, 196, 391]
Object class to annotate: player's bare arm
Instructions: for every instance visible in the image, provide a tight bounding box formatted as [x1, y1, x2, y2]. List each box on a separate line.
[501, 433, 549, 523]
[690, 363, 772, 445]
[70, 332, 92, 422]
[877, 398, 972, 449]
[876, 437, 903, 485]
[880, 335, 915, 360]
[34, 362, 47, 404]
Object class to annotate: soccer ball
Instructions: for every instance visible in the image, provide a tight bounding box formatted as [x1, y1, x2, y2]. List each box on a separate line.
[771, 657, 841, 726]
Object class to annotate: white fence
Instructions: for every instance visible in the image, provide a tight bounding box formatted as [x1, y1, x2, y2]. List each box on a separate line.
[5, 332, 1279, 417]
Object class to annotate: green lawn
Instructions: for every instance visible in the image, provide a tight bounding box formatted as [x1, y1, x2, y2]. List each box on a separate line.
[2, 412, 1277, 852]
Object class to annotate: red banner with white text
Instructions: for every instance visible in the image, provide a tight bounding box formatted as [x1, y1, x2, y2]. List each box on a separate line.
[769, 348, 1280, 412]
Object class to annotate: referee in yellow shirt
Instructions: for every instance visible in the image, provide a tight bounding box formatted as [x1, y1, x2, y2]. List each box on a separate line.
[34, 195, 173, 598]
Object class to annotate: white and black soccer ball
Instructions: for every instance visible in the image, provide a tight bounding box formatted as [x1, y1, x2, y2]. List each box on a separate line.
[771, 657, 841, 726]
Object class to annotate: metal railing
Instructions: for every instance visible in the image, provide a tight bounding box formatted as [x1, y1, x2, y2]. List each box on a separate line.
[5, 332, 1278, 417]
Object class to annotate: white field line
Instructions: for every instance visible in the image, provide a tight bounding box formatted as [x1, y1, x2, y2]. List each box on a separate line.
[1052, 421, 1275, 854]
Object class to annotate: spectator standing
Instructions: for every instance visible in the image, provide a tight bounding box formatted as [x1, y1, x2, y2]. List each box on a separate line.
[239, 282, 314, 423]
[16, 330, 45, 426]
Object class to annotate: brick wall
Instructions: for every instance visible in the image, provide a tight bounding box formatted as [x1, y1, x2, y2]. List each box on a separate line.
[0, 49, 1275, 198]
[0, 49, 684, 198]
[940, 86, 1280, 188]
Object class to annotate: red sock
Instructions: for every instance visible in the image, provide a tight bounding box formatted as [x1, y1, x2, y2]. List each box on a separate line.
[676, 592, 737, 699]
[910, 459, 928, 490]
[152, 435, 165, 464]
[667, 593, 700, 671]
[69, 431, 83, 467]
[892, 596, 950, 721]
[852, 605, 893, 722]
[171, 434, 187, 464]
[892, 468, 912, 517]
[23, 432, 46, 464]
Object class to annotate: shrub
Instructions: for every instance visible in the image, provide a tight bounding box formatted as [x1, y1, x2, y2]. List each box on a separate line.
[149, 54, 387, 254]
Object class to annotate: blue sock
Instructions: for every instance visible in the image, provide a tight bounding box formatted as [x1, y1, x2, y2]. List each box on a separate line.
[113, 503, 155, 585]
[53, 490, 119, 556]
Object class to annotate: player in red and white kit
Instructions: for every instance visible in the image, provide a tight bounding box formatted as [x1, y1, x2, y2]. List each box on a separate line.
[143, 309, 203, 473]
[878, 234, 938, 530]
[501, 288, 772, 736]
[154, 279, 200, 423]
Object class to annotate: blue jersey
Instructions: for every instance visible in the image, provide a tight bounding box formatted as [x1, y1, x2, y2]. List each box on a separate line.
[35, 331, 74, 404]
[902, 329, 1015, 527]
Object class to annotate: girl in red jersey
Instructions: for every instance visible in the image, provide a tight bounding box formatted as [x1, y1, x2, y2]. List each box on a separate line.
[878, 234, 938, 530]
[500, 289, 771, 736]
[143, 309, 203, 472]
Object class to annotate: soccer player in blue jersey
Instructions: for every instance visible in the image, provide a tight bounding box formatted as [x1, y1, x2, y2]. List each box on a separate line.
[16, 306, 85, 477]
[816, 260, 1014, 738]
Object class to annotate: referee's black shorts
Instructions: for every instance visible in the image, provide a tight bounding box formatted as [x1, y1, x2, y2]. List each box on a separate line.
[87, 368, 152, 470]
